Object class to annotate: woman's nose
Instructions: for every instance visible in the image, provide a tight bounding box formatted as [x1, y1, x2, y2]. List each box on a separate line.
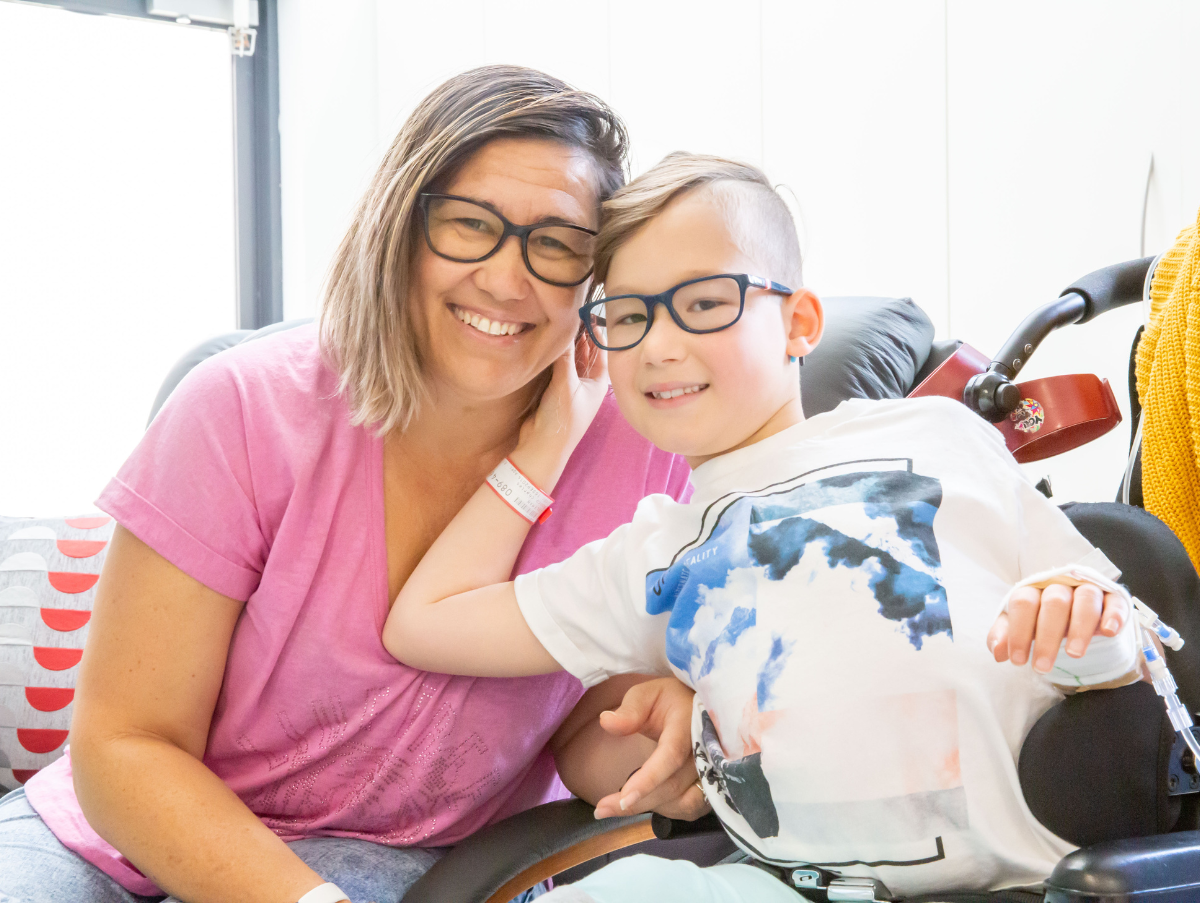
[473, 234, 531, 301]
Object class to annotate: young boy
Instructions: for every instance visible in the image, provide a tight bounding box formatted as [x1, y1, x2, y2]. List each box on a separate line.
[383, 155, 1147, 900]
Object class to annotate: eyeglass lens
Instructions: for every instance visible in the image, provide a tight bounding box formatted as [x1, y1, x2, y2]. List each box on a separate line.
[588, 276, 744, 350]
[424, 196, 595, 285]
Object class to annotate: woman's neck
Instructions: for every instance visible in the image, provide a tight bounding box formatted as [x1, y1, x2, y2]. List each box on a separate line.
[389, 375, 545, 470]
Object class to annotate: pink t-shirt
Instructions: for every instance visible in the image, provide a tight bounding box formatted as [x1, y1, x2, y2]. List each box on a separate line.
[25, 324, 691, 895]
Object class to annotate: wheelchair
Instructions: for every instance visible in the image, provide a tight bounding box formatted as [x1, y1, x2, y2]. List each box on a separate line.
[386, 256, 1200, 903]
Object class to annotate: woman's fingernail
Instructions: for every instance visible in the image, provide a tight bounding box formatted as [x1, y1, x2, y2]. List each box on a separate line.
[619, 791, 640, 811]
[1103, 618, 1119, 633]
[1034, 656, 1052, 673]
[1067, 640, 1084, 657]
[987, 637, 996, 653]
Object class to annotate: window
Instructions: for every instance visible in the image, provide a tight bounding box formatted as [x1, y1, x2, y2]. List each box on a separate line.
[0, 1, 255, 514]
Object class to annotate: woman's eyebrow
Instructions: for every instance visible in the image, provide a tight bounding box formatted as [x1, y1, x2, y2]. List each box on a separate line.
[457, 194, 590, 229]
[535, 214, 587, 227]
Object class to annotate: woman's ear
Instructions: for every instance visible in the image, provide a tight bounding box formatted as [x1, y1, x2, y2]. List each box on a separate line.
[783, 288, 823, 360]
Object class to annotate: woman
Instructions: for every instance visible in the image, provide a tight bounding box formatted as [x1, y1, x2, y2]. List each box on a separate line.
[0, 67, 704, 903]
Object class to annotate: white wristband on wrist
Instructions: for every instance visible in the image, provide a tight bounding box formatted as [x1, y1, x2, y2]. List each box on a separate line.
[486, 457, 554, 524]
[297, 882, 348, 903]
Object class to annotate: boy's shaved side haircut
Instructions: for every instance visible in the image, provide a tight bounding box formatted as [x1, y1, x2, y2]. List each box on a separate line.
[593, 152, 803, 289]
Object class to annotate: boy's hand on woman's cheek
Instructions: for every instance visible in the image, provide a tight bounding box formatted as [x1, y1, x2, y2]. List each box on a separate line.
[988, 581, 1129, 673]
[592, 677, 710, 822]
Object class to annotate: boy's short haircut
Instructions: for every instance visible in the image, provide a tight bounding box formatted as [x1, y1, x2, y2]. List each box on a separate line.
[593, 152, 804, 290]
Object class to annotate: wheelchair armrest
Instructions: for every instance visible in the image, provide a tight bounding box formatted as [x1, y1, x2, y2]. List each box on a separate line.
[403, 799, 655, 903]
[1044, 830, 1200, 902]
[402, 799, 729, 903]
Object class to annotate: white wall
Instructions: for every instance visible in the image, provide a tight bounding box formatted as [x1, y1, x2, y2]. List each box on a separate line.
[277, 0, 1200, 502]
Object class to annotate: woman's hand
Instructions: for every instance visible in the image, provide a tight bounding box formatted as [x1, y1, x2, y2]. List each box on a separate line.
[592, 678, 709, 822]
[512, 334, 608, 489]
[988, 581, 1129, 672]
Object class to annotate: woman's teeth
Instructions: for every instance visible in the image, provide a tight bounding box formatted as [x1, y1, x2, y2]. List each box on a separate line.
[650, 385, 706, 400]
[454, 306, 523, 336]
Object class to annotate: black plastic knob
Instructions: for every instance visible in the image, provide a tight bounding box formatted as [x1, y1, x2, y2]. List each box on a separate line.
[964, 370, 1020, 423]
[994, 381, 1022, 415]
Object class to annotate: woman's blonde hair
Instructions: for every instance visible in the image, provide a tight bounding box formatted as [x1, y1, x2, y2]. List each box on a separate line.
[594, 152, 802, 289]
[320, 65, 628, 433]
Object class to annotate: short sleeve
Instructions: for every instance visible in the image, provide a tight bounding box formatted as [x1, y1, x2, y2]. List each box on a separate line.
[952, 403, 1119, 582]
[514, 519, 671, 687]
[1013, 475, 1120, 581]
[97, 356, 268, 601]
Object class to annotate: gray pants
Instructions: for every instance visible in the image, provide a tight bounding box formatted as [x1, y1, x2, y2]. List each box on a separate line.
[0, 789, 541, 903]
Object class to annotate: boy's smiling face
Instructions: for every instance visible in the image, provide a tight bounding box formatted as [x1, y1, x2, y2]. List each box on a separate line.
[603, 186, 822, 467]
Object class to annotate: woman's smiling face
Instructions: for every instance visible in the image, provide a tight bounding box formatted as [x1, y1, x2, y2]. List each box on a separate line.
[411, 137, 601, 407]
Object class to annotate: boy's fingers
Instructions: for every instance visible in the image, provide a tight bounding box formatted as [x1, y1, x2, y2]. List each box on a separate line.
[595, 758, 702, 820]
[607, 718, 692, 812]
[987, 612, 1011, 662]
[628, 762, 705, 819]
[1005, 586, 1042, 665]
[1099, 591, 1130, 636]
[1063, 583, 1105, 657]
[598, 683, 657, 738]
[1031, 584, 1073, 673]
[617, 738, 690, 809]
[643, 780, 710, 822]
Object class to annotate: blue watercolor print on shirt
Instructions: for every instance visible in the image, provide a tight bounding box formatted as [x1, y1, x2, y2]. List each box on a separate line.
[646, 468, 950, 693]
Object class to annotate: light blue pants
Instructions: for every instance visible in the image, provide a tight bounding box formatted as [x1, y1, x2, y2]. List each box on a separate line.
[540, 855, 801, 903]
[0, 788, 541, 903]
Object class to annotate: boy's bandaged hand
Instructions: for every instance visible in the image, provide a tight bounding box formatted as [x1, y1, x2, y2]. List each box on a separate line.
[987, 566, 1134, 686]
[593, 677, 710, 822]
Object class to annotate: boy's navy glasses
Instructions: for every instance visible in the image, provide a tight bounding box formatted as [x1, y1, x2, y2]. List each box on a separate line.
[419, 193, 598, 287]
[579, 273, 793, 351]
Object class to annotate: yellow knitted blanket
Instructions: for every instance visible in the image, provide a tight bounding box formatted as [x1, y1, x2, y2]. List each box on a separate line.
[1136, 206, 1200, 571]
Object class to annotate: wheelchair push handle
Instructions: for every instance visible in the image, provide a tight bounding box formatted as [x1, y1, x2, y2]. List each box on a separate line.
[964, 256, 1155, 422]
[1066, 255, 1157, 324]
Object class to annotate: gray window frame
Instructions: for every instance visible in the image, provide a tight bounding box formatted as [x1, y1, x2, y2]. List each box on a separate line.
[8, 0, 283, 329]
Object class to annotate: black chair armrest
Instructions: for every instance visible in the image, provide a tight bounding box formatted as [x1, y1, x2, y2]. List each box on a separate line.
[1044, 830, 1200, 902]
[403, 800, 729, 903]
[403, 799, 654, 903]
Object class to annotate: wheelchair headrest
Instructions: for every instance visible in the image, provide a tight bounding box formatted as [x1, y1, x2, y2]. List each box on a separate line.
[147, 318, 314, 424]
[802, 296, 935, 417]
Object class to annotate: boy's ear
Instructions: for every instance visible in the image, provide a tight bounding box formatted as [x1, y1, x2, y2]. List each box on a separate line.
[783, 288, 823, 360]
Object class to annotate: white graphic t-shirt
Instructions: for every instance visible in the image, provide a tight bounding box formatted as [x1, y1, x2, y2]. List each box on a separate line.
[515, 397, 1119, 896]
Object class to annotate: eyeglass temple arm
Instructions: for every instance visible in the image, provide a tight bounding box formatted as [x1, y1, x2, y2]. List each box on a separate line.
[746, 275, 794, 295]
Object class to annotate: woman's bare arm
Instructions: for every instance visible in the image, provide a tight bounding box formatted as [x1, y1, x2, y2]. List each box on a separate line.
[70, 526, 341, 903]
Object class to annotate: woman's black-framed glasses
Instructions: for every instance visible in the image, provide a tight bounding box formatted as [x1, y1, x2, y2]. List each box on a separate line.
[419, 193, 597, 287]
[579, 274, 793, 351]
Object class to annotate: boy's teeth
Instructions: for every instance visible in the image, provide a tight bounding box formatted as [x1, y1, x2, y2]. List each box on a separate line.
[651, 385, 705, 399]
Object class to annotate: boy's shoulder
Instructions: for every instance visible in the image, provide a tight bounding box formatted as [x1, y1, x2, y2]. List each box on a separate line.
[822, 396, 1007, 449]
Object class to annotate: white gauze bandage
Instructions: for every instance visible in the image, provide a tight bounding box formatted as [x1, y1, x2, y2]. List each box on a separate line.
[1001, 565, 1140, 688]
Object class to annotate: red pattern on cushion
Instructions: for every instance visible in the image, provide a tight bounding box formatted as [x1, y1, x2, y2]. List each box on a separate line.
[63, 517, 111, 529]
[25, 688, 75, 712]
[17, 729, 68, 754]
[47, 572, 98, 593]
[56, 540, 107, 558]
[40, 609, 91, 631]
[12, 770, 39, 785]
[32, 647, 83, 670]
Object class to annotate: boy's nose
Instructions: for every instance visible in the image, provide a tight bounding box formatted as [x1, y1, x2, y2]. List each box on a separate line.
[639, 307, 687, 363]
